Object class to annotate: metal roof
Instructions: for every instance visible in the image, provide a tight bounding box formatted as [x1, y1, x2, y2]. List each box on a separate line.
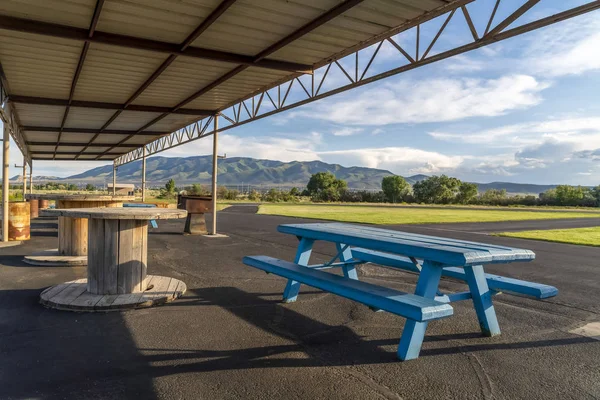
[0, 0, 464, 162]
[0, 0, 598, 165]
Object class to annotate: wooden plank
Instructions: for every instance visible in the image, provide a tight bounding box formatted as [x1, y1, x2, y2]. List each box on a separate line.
[47, 280, 87, 307]
[40, 281, 74, 300]
[351, 248, 558, 299]
[87, 218, 104, 294]
[111, 275, 155, 308]
[278, 223, 535, 266]
[244, 256, 453, 322]
[117, 219, 135, 294]
[131, 220, 147, 292]
[103, 219, 119, 295]
[142, 276, 172, 304]
[44, 207, 187, 220]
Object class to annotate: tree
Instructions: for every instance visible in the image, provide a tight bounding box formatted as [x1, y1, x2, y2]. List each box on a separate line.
[479, 189, 507, 205]
[85, 183, 95, 191]
[306, 172, 347, 202]
[165, 179, 176, 194]
[412, 175, 461, 204]
[188, 183, 207, 196]
[381, 175, 409, 203]
[456, 182, 478, 204]
[554, 185, 585, 206]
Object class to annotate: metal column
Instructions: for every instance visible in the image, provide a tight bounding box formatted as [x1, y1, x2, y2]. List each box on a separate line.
[112, 162, 116, 195]
[141, 147, 146, 202]
[211, 116, 218, 235]
[29, 162, 32, 194]
[22, 158, 26, 198]
[2, 124, 9, 242]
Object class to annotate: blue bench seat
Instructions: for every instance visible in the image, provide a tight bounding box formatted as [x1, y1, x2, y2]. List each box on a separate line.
[351, 248, 558, 299]
[243, 255, 454, 322]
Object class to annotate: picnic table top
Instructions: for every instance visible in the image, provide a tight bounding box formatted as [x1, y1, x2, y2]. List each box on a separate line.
[25, 194, 135, 201]
[278, 223, 535, 267]
[44, 207, 187, 220]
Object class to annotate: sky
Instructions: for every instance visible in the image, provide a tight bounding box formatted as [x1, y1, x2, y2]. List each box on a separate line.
[3, 0, 600, 185]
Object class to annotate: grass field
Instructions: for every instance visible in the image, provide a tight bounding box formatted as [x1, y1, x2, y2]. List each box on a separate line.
[257, 204, 600, 225]
[495, 227, 600, 247]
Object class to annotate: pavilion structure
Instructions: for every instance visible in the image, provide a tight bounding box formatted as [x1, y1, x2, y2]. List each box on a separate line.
[1, 0, 599, 241]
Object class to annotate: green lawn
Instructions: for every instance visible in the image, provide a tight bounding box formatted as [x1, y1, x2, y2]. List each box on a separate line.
[495, 227, 600, 247]
[257, 204, 600, 225]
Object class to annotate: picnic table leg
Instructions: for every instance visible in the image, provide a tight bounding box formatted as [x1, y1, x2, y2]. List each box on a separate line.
[464, 265, 501, 337]
[336, 243, 358, 280]
[397, 261, 443, 361]
[283, 237, 314, 303]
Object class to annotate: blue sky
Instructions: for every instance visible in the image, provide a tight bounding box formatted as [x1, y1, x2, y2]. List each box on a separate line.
[5, 0, 600, 185]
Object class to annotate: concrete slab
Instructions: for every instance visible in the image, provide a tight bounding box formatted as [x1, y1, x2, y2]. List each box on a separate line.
[0, 212, 599, 399]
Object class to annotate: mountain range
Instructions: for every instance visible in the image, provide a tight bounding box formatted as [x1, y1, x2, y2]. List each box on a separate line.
[11, 155, 566, 194]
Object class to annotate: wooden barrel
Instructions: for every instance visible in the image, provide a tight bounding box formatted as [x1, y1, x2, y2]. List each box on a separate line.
[39, 199, 49, 209]
[8, 202, 30, 241]
[28, 199, 39, 218]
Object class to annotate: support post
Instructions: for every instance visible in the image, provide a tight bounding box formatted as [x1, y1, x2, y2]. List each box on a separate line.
[29, 162, 33, 194]
[112, 162, 116, 195]
[2, 124, 9, 242]
[22, 158, 27, 199]
[211, 116, 218, 235]
[141, 147, 146, 202]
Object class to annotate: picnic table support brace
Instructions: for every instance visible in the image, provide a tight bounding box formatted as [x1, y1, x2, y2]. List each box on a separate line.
[464, 265, 501, 337]
[336, 242, 358, 280]
[397, 261, 443, 361]
[283, 237, 314, 303]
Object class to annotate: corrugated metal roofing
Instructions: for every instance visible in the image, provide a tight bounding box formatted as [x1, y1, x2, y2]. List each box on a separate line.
[0, 0, 461, 161]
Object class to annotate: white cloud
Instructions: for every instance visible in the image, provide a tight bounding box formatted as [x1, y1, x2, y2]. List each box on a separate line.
[317, 147, 465, 175]
[429, 117, 600, 149]
[292, 75, 548, 126]
[525, 14, 600, 77]
[331, 127, 363, 136]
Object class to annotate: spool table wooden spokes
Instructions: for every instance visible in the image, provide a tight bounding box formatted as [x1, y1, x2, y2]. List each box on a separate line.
[39, 207, 188, 312]
[24, 194, 134, 266]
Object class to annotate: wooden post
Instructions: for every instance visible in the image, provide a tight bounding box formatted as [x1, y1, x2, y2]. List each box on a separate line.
[141, 147, 146, 202]
[112, 162, 116, 195]
[211, 116, 218, 235]
[22, 158, 27, 199]
[2, 123, 9, 242]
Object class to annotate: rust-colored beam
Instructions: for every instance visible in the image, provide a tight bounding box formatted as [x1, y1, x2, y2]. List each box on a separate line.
[54, 0, 104, 159]
[10, 95, 214, 115]
[96, 0, 364, 159]
[0, 15, 311, 73]
[27, 141, 138, 148]
[23, 126, 165, 136]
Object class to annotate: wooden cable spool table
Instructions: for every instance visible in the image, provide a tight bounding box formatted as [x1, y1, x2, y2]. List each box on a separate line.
[39, 207, 188, 311]
[24, 194, 134, 266]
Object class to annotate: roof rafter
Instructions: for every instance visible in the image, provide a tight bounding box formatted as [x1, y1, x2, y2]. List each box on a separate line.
[23, 126, 165, 136]
[27, 141, 137, 148]
[96, 0, 366, 159]
[79, 0, 237, 159]
[53, 0, 104, 159]
[10, 95, 214, 116]
[0, 15, 311, 73]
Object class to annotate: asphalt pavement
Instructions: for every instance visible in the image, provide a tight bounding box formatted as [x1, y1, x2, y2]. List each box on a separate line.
[0, 208, 598, 399]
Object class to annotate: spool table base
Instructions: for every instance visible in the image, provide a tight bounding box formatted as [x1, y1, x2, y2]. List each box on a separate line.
[39, 275, 186, 312]
[24, 249, 87, 267]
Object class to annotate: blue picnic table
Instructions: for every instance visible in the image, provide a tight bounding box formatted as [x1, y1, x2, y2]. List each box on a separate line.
[244, 222, 558, 361]
[123, 203, 159, 228]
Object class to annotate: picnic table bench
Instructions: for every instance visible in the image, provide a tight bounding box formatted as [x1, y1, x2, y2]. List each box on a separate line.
[243, 222, 558, 361]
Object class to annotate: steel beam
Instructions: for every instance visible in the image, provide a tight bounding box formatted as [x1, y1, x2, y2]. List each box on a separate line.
[0, 15, 311, 73]
[211, 115, 218, 235]
[54, 0, 105, 159]
[23, 126, 166, 136]
[2, 123, 9, 242]
[27, 141, 137, 148]
[97, 0, 365, 159]
[115, 1, 600, 167]
[9, 95, 214, 115]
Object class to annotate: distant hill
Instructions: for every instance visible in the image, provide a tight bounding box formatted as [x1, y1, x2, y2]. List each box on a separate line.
[63, 156, 401, 190]
[9, 156, 577, 194]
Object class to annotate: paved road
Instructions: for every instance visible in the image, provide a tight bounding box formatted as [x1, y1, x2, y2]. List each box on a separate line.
[0, 212, 598, 399]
